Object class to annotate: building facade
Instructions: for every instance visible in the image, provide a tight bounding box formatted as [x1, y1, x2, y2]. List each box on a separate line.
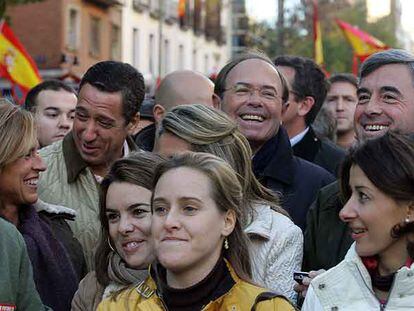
[122, 0, 231, 91]
[3, 0, 232, 93]
[6, 0, 122, 81]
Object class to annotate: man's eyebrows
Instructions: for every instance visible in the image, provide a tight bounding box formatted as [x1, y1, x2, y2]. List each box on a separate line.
[380, 86, 402, 95]
[357, 87, 370, 95]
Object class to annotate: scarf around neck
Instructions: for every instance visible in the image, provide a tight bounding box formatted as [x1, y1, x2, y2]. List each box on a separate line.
[107, 251, 148, 286]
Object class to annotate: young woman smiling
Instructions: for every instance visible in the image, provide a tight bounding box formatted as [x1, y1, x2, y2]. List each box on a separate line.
[303, 132, 414, 310]
[154, 104, 302, 301]
[99, 152, 294, 310]
[72, 151, 164, 310]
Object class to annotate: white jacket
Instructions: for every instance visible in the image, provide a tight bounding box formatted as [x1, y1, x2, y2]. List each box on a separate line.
[245, 204, 303, 302]
[302, 243, 414, 310]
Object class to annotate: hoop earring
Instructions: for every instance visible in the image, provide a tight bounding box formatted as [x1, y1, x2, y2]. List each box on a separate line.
[224, 238, 229, 250]
[108, 237, 115, 252]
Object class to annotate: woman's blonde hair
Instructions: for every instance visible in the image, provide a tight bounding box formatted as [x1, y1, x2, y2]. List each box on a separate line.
[0, 99, 37, 169]
[152, 152, 253, 281]
[158, 104, 288, 224]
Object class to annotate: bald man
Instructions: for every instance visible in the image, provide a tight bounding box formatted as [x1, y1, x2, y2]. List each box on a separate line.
[134, 70, 219, 151]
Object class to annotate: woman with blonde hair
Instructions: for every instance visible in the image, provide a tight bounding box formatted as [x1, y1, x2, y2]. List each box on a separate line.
[0, 99, 84, 310]
[99, 152, 295, 310]
[154, 104, 303, 301]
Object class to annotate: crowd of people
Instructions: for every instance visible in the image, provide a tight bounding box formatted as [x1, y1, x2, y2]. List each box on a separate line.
[0, 47, 413, 311]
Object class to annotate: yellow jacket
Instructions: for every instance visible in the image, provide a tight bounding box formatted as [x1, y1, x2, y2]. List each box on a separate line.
[97, 261, 294, 311]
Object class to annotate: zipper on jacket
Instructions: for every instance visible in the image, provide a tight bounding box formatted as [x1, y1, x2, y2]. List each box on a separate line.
[157, 291, 169, 311]
[355, 262, 399, 311]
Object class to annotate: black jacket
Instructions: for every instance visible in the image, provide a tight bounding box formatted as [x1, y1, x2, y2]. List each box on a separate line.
[252, 128, 335, 231]
[302, 181, 353, 271]
[292, 127, 346, 176]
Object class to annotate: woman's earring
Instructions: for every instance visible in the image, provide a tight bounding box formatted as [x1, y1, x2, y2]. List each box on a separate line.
[405, 209, 412, 224]
[224, 238, 229, 250]
[108, 237, 115, 252]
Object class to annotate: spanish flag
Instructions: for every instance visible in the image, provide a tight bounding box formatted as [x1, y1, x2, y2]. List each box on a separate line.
[0, 21, 42, 97]
[313, 0, 323, 66]
[336, 19, 388, 74]
[178, 0, 186, 27]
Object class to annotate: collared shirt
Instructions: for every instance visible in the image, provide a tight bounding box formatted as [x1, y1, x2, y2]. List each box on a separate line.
[94, 140, 130, 183]
[289, 127, 309, 147]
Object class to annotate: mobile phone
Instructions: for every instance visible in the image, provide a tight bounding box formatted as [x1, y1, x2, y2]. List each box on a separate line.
[293, 271, 309, 285]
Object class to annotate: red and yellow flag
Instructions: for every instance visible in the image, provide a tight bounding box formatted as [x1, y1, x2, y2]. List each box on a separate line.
[313, 0, 323, 66]
[178, 0, 186, 26]
[0, 21, 41, 96]
[336, 19, 388, 60]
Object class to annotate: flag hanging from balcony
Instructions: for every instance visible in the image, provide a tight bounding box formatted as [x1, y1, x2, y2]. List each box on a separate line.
[178, 0, 186, 27]
[313, 0, 324, 66]
[336, 19, 389, 73]
[0, 20, 41, 101]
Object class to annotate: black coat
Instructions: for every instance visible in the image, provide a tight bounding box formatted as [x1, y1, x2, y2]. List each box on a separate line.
[292, 127, 346, 176]
[252, 128, 335, 231]
[302, 181, 353, 271]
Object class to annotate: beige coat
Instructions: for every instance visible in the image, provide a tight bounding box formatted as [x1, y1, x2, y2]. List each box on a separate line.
[39, 133, 138, 270]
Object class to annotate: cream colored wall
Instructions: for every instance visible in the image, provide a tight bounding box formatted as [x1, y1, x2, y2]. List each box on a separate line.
[121, 0, 230, 90]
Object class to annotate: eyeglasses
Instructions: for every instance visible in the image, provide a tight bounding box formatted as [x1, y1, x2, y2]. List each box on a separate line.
[224, 83, 280, 102]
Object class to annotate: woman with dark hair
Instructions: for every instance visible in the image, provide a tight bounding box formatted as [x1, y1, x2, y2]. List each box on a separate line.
[303, 131, 414, 310]
[0, 99, 84, 310]
[98, 152, 294, 310]
[72, 151, 164, 310]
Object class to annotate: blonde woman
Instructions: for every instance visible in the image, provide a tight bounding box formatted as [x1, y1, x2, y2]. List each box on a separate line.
[98, 152, 295, 310]
[0, 99, 84, 310]
[154, 104, 303, 301]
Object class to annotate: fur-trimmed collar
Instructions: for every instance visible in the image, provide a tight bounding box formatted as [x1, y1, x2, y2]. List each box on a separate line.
[34, 199, 77, 217]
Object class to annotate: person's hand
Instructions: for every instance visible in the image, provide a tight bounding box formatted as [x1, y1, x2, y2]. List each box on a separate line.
[294, 269, 326, 298]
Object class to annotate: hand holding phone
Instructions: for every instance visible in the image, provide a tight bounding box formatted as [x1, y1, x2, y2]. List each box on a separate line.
[293, 271, 310, 285]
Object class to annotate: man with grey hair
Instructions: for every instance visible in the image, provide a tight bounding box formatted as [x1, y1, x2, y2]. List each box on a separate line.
[135, 70, 219, 151]
[302, 49, 414, 282]
[214, 51, 335, 230]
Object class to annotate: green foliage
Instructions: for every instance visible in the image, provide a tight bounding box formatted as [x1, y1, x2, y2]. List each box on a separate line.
[247, 0, 400, 73]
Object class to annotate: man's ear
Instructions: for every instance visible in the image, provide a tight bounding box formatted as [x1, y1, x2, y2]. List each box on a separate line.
[153, 104, 166, 125]
[298, 96, 315, 117]
[212, 94, 221, 110]
[281, 101, 290, 119]
[127, 112, 140, 135]
[222, 209, 236, 237]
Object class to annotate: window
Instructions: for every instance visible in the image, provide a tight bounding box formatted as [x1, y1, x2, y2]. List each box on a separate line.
[67, 8, 79, 50]
[178, 44, 184, 70]
[132, 28, 140, 68]
[110, 24, 121, 60]
[165, 0, 178, 20]
[204, 53, 209, 74]
[149, 34, 155, 76]
[89, 16, 101, 57]
[163, 39, 170, 75]
[192, 49, 197, 71]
